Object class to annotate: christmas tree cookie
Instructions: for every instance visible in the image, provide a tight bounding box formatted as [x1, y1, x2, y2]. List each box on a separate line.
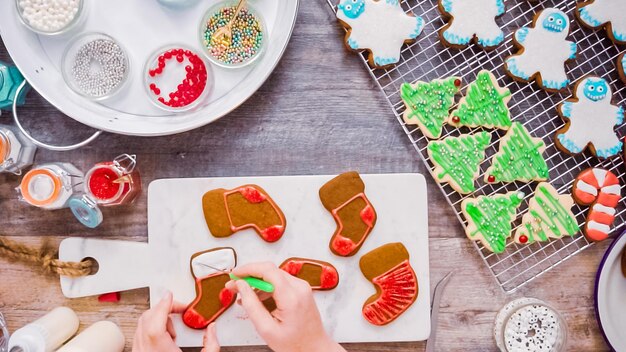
[462, 191, 525, 253]
[427, 131, 491, 194]
[400, 76, 462, 139]
[485, 122, 549, 184]
[448, 70, 512, 130]
[514, 183, 579, 245]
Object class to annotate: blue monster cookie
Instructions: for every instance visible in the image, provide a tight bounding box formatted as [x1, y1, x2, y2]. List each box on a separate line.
[504, 8, 577, 92]
[555, 76, 624, 159]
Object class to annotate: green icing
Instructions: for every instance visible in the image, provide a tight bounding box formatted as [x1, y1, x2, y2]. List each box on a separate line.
[401, 77, 460, 139]
[465, 192, 524, 254]
[518, 184, 579, 244]
[486, 122, 549, 183]
[428, 131, 491, 193]
[451, 71, 512, 129]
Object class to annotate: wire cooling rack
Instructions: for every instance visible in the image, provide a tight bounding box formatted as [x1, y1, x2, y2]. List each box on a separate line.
[327, 0, 626, 293]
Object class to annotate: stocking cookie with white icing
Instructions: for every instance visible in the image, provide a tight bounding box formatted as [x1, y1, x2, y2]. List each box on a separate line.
[577, 0, 626, 45]
[438, 0, 505, 49]
[555, 76, 624, 159]
[504, 8, 577, 92]
[336, 0, 425, 68]
[183, 248, 237, 329]
[618, 53, 626, 84]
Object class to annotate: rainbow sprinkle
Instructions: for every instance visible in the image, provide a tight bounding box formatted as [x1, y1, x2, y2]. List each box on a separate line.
[202, 6, 264, 66]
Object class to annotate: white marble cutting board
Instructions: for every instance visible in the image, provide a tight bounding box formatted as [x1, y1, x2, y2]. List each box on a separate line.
[59, 173, 431, 346]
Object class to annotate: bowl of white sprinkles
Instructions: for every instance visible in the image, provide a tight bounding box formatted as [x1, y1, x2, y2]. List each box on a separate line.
[61, 32, 130, 101]
[15, 0, 85, 36]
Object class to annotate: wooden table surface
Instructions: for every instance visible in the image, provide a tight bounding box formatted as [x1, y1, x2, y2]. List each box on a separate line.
[0, 1, 613, 351]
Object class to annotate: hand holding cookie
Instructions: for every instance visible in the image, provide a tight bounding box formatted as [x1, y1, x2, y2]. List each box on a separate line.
[225, 262, 346, 352]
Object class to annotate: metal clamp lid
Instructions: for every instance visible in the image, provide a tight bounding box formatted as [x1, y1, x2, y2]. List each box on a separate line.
[69, 195, 103, 229]
[12, 81, 102, 151]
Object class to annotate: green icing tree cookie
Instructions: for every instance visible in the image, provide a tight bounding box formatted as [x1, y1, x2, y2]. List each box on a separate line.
[448, 70, 512, 130]
[401, 76, 462, 139]
[485, 122, 549, 184]
[514, 182, 579, 245]
[462, 191, 525, 254]
[427, 131, 491, 194]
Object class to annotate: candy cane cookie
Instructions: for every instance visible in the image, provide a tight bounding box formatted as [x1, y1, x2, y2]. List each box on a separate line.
[572, 168, 622, 241]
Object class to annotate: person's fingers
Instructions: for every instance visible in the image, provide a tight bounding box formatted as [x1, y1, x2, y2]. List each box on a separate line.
[148, 291, 173, 329]
[235, 280, 279, 335]
[225, 280, 236, 291]
[166, 317, 176, 340]
[171, 300, 188, 314]
[201, 323, 221, 352]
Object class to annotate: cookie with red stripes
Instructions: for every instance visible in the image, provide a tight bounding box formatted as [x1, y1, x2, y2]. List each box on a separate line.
[319, 172, 377, 257]
[359, 242, 418, 326]
[572, 168, 622, 242]
[182, 248, 237, 329]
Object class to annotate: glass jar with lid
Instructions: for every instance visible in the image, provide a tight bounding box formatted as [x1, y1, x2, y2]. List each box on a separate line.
[0, 124, 36, 175]
[18, 162, 84, 210]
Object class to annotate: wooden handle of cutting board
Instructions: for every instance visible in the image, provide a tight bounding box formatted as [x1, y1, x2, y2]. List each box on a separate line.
[59, 238, 153, 298]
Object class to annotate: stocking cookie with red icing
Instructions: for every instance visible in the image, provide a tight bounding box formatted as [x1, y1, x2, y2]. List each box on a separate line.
[280, 258, 340, 290]
[319, 172, 377, 257]
[202, 185, 286, 242]
[183, 248, 237, 329]
[359, 242, 418, 326]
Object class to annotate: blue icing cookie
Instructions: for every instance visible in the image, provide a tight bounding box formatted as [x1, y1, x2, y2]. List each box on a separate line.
[618, 53, 626, 83]
[439, 0, 505, 48]
[577, 0, 626, 45]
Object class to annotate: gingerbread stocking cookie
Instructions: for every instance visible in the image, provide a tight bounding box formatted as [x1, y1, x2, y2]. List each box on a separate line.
[202, 185, 286, 242]
[359, 243, 418, 326]
[505, 8, 577, 92]
[555, 77, 624, 159]
[439, 0, 505, 49]
[336, 0, 425, 68]
[280, 258, 340, 290]
[183, 248, 237, 329]
[577, 0, 626, 45]
[319, 172, 377, 257]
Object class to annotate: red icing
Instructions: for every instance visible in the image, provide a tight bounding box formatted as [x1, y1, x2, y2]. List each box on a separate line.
[598, 193, 620, 207]
[320, 266, 339, 289]
[575, 191, 596, 205]
[219, 288, 235, 307]
[88, 167, 121, 200]
[487, 175, 496, 183]
[590, 212, 615, 225]
[282, 260, 303, 276]
[182, 308, 208, 329]
[360, 205, 375, 227]
[586, 228, 609, 242]
[519, 235, 528, 244]
[239, 186, 267, 203]
[362, 260, 418, 326]
[331, 236, 357, 256]
[261, 225, 284, 242]
[98, 292, 120, 303]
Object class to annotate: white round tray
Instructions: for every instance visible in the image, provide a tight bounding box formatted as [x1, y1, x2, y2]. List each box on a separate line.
[0, 0, 298, 136]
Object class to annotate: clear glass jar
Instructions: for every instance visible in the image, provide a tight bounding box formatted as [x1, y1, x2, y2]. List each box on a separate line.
[494, 298, 567, 352]
[18, 162, 84, 210]
[84, 154, 141, 206]
[15, 0, 86, 36]
[0, 125, 36, 175]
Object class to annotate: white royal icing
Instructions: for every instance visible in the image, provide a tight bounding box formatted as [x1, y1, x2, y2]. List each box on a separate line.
[505, 8, 577, 91]
[336, 0, 425, 67]
[593, 203, 617, 215]
[440, 0, 505, 47]
[576, 180, 599, 196]
[587, 220, 611, 233]
[601, 184, 621, 195]
[191, 248, 236, 279]
[578, 0, 626, 43]
[556, 77, 624, 158]
[592, 168, 607, 186]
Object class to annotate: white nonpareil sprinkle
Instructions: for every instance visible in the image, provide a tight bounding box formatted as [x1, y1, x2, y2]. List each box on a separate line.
[71, 39, 128, 98]
[18, 0, 81, 32]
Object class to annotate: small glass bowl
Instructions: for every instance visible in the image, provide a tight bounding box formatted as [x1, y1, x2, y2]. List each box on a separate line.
[15, 0, 86, 36]
[198, 0, 267, 69]
[143, 44, 214, 113]
[61, 32, 131, 101]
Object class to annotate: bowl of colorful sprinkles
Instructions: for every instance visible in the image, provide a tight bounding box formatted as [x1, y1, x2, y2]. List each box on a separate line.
[15, 0, 85, 36]
[199, 0, 267, 69]
[61, 32, 130, 101]
[144, 44, 213, 112]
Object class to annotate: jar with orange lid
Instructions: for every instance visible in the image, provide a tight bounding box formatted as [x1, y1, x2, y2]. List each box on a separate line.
[0, 125, 36, 175]
[17, 162, 84, 210]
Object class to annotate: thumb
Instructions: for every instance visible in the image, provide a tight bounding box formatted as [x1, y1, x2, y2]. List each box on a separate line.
[235, 280, 279, 333]
[201, 323, 220, 352]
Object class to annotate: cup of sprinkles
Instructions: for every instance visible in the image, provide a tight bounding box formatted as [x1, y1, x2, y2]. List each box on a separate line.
[144, 45, 214, 112]
[199, 1, 267, 69]
[62, 32, 130, 101]
[15, 0, 86, 36]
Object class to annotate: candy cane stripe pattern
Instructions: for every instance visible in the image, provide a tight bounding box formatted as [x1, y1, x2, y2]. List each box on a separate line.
[572, 168, 621, 241]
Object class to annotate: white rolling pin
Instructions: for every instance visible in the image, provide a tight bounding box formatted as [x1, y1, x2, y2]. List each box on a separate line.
[56, 321, 125, 352]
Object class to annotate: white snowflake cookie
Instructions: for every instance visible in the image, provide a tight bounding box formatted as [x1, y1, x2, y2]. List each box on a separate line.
[504, 8, 577, 92]
[336, 0, 425, 68]
[439, 0, 505, 49]
[555, 76, 624, 159]
[577, 0, 626, 45]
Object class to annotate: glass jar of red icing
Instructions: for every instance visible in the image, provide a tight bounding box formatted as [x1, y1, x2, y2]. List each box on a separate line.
[84, 154, 141, 206]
